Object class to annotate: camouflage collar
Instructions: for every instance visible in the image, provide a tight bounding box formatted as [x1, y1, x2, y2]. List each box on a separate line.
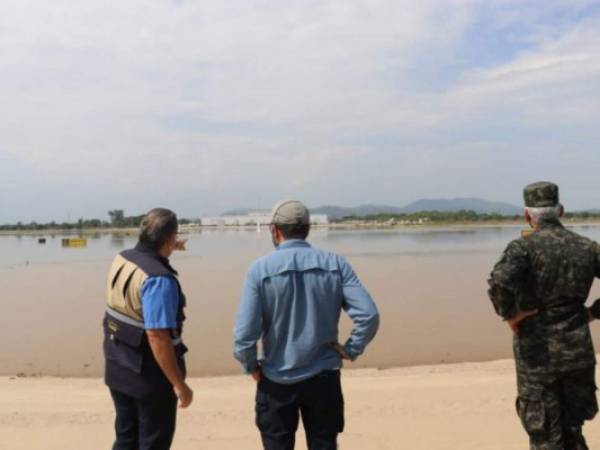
[537, 217, 564, 230]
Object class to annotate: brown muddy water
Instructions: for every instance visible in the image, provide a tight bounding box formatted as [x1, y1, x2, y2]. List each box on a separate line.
[2, 226, 600, 377]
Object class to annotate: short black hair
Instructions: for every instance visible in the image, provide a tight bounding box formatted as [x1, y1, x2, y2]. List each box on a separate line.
[139, 208, 178, 250]
[275, 223, 310, 240]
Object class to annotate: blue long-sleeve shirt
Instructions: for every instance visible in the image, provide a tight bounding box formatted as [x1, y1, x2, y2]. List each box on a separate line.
[233, 239, 379, 384]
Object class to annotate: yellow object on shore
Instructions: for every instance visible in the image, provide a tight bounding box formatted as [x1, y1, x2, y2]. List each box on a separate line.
[61, 238, 87, 248]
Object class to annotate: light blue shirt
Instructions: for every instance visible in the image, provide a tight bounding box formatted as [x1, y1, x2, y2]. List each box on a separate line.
[233, 239, 379, 384]
[141, 276, 180, 330]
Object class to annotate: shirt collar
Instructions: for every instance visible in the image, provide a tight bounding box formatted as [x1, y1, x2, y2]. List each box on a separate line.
[277, 239, 311, 250]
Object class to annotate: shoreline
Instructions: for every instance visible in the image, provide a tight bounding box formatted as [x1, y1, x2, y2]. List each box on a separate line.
[3, 219, 600, 236]
[6, 357, 516, 381]
[3, 355, 518, 380]
[0, 227, 139, 236]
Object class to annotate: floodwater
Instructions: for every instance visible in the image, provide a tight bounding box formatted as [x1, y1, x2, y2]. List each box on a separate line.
[2, 225, 600, 377]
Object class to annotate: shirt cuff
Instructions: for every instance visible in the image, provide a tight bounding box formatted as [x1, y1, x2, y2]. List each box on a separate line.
[144, 321, 176, 330]
[242, 360, 259, 374]
[342, 341, 360, 361]
[501, 308, 517, 320]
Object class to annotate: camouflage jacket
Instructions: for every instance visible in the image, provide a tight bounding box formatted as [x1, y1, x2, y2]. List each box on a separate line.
[488, 218, 600, 375]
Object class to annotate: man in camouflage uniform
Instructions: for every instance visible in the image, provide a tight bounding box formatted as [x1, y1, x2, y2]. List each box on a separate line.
[488, 181, 600, 450]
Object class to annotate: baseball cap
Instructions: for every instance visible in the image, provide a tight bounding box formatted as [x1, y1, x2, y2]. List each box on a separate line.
[270, 200, 310, 225]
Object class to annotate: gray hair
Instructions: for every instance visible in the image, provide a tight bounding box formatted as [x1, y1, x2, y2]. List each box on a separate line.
[526, 205, 562, 222]
[139, 208, 178, 250]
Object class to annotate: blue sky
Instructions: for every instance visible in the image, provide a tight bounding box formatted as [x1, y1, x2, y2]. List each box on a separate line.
[1, 0, 600, 222]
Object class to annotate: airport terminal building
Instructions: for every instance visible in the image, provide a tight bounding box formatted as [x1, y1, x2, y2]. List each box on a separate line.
[201, 211, 329, 227]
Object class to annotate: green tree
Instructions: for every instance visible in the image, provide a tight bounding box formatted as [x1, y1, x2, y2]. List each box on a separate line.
[108, 210, 125, 227]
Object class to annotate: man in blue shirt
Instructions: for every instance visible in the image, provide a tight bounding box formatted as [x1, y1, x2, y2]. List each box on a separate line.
[104, 208, 193, 449]
[234, 200, 379, 450]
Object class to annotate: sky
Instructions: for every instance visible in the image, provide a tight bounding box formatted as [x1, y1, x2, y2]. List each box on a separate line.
[1, 0, 600, 222]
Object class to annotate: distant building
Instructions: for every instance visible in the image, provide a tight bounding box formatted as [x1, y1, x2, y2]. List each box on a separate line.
[201, 211, 328, 227]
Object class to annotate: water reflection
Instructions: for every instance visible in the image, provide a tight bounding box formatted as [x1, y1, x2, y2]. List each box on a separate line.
[4, 225, 600, 377]
[2, 225, 600, 267]
[109, 233, 127, 249]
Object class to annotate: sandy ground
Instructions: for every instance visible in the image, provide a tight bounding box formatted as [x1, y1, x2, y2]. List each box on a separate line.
[1, 359, 599, 450]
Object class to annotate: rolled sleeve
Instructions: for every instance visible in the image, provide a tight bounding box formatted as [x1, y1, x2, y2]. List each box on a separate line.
[233, 264, 263, 373]
[487, 239, 529, 319]
[338, 256, 380, 360]
[141, 276, 180, 330]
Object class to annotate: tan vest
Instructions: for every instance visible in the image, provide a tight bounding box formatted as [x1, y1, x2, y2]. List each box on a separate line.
[106, 254, 150, 322]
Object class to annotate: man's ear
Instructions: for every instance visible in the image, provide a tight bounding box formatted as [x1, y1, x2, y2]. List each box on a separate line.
[273, 225, 283, 243]
[270, 224, 281, 242]
[168, 233, 178, 250]
[524, 208, 532, 226]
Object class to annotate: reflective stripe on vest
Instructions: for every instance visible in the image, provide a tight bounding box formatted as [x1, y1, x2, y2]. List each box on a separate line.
[106, 307, 183, 346]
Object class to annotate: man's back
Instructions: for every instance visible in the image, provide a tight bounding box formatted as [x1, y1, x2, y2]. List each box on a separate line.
[490, 218, 600, 374]
[235, 200, 378, 450]
[234, 239, 379, 384]
[523, 221, 599, 305]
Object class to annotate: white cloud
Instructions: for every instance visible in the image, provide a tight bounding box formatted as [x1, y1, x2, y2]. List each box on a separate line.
[1, 0, 599, 221]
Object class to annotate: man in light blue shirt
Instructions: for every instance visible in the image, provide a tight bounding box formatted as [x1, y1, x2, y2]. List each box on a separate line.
[234, 200, 379, 450]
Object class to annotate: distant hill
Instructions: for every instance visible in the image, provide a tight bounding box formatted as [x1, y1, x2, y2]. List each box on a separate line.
[399, 198, 522, 215]
[220, 198, 523, 220]
[312, 198, 521, 219]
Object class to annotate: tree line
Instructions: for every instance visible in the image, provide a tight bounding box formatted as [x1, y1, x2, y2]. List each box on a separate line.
[336, 210, 600, 223]
[3, 209, 600, 231]
[0, 210, 192, 231]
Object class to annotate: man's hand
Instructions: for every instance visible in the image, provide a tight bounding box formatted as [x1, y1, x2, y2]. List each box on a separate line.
[251, 367, 262, 383]
[332, 343, 352, 361]
[146, 329, 191, 408]
[174, 239, 187, 251]
[174, 382, 194, 408]
[506, 309, 538, 334]
[589, 299, 600, 323]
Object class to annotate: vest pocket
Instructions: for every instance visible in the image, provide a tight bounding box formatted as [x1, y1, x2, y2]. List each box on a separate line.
[103, 316, 145, 374]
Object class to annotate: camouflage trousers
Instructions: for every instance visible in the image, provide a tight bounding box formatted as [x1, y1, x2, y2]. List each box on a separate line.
[516, 367, 598, 450]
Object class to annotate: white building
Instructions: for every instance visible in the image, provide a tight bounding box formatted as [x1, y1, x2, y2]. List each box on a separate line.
[201, 211, 328, 227]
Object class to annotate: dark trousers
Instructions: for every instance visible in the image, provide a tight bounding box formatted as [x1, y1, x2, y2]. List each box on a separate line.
[110, 388, 177, 450]
[255, 370, 344, 450]
[517, 367, 598, 450]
